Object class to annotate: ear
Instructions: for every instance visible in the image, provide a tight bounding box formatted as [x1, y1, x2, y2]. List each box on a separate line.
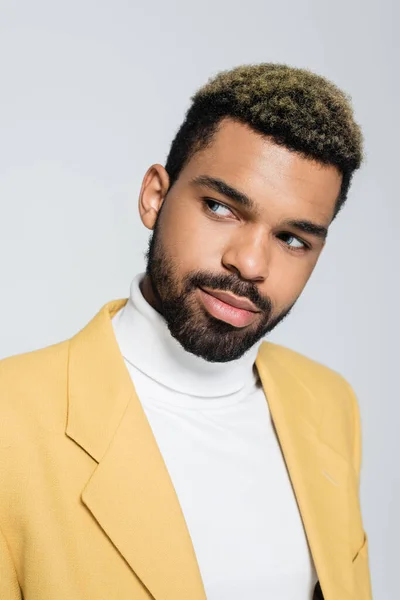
[138, 164, 170, 230]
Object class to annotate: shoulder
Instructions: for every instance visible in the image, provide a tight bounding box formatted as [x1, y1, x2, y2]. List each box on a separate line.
[258, 340, 354, 395]
[0, 341, 70, 446]
[0, 340, 69, 391]
[258, 341, 360, 464]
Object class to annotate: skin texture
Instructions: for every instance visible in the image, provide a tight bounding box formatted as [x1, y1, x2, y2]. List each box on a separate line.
[138, 118, 342, 363]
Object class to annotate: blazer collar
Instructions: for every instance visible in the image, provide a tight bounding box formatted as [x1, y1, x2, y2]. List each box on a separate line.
[66, 300, 354, 600]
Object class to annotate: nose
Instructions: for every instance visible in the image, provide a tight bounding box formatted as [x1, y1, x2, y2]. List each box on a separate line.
[221, 226, 270, 283]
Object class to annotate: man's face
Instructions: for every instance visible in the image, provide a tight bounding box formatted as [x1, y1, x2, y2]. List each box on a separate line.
[139, 119, 342, 362]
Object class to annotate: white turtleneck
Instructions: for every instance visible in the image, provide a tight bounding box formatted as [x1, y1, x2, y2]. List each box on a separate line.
[112, 273, 317, 600]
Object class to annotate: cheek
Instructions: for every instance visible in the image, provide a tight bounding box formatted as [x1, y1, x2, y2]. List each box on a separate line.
[161, 203, 224, 268]
[267, 253, 317, 306]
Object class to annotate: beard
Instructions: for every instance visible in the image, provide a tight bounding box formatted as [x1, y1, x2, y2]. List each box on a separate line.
[144, 215, 296, 363]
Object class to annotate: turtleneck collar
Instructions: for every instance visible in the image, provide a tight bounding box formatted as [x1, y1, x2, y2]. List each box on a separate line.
[111, 273, 263, 398]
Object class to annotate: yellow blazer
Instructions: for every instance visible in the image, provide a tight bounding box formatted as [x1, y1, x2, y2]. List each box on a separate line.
[0, 300, 372, 600]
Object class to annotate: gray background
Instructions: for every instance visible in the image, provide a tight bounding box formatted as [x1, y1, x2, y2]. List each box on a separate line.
[0, 1, 398, 597]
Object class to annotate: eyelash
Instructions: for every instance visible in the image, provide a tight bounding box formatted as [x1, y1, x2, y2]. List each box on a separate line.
[202, 198, 310, 253]
[203, 198, 233, 218]
[277, 233, 309, 252]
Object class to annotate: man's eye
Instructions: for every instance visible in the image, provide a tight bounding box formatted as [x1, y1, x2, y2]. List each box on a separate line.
[279, 233, 308, 250]
[204, 199, 233, 217]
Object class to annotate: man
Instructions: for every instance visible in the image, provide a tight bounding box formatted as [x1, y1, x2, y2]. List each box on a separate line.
[0, 63, 372, 599]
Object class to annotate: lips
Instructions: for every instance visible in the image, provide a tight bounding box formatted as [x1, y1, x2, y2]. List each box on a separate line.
[199, 288, 259, 313]
[197, 287, 260, 328]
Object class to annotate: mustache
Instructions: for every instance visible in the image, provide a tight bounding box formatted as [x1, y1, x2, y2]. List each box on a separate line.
[184, 270, 272, 313]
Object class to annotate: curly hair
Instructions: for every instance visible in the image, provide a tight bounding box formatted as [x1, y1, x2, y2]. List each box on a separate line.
[165, 63, 364, 219]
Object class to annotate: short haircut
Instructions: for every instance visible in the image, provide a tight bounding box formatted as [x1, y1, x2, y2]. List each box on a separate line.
[165, 63, 364, 219]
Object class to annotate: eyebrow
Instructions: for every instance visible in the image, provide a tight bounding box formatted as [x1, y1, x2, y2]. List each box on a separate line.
[191, 174, 328, 241]
[280, 219, 328, 240]
[191, 175, 258, 213]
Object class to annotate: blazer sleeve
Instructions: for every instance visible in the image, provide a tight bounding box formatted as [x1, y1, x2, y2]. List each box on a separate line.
[0, 525, 21, 600]
[349, 381, 362, 489]
[346, 382, 374, 600]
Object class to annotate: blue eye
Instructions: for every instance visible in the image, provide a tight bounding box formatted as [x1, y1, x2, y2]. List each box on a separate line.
[279, 233, 308, 251]
[286, 235, 305, 248]
[204, 199, 233, 217]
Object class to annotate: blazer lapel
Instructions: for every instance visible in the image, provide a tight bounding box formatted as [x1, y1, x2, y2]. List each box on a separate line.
[256, 344, 354, 600]
[66, 300, 207, 600]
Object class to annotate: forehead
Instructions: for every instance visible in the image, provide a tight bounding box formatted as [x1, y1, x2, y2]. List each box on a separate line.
[180, 119, 342, 223]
